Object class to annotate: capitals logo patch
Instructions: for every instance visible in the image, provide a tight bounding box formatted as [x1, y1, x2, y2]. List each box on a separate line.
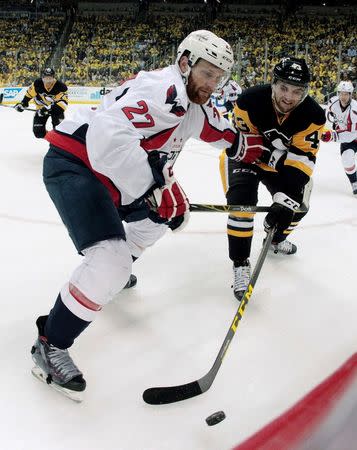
[166, 85, 186, 117]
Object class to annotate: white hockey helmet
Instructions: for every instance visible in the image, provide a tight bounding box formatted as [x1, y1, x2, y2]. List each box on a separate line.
[176, 30, 234, 90]
[337, 81, 354, 93]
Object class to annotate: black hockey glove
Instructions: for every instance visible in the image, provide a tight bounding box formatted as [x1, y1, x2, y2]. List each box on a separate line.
[167, 215, 188, 233]
[14, 103, 25, 112]
[37, 106, 50, 117]
[264, 192, 300, 233]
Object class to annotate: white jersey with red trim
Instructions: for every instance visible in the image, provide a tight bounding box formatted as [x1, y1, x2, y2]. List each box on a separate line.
[220, 80, 242, 103]
[326, 96, 357, 143]
[53, 64, 235, 205]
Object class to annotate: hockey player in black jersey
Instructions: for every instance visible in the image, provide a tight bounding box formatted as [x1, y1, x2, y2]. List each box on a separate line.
[15, 67, 68, 138]
[221, 57, 326, 301]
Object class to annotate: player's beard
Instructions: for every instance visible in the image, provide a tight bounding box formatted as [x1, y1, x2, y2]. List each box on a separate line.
[271, 85, 307, 114]
[186, 74, 212, 105]
[272, 95, 295, 114]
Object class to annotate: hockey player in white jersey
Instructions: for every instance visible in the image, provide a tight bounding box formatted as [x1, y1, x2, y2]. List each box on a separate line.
[218, 79, 242, 120]
[322, 81, 357, 195]
[30, 30, 236, 400]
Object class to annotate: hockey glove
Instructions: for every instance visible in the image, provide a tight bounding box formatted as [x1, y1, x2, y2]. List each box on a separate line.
[151, 166, 190, 221]
[167, 212, 190, 233]
[14, 103, 25, 112]
[321, 130, 337, 142]
[264, 192, 300, 233]
[37, 106, 50, 117]
[147, 151, 190, 222]
[226, 132, 267, 164]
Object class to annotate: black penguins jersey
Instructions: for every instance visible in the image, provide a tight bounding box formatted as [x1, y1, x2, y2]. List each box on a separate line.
[233, 84, 326, 197]
[22, 78, 68, 113]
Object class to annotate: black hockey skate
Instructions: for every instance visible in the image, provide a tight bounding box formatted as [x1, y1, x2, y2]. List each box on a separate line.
[31, 316, 86, 402]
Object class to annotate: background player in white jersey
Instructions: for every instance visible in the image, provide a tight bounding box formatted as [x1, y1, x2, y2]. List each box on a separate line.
[30, 30, 236, 400]
[218, 79, 242, 121]
[322, 81, 357, 195]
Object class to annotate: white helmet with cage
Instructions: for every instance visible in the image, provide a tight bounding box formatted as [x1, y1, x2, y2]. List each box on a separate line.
[176, 30, 234, 90]
[337, 81, 354, 93]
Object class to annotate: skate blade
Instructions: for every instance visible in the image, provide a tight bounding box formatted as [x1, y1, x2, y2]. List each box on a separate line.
[31, 366, 84, 403]
[268, 247, 292, 256]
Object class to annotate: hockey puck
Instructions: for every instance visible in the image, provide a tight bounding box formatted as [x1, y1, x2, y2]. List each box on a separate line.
[205, 410, 226, 426]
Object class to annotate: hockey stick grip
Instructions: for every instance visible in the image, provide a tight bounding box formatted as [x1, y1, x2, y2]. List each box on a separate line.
[190, 203, 308, 213]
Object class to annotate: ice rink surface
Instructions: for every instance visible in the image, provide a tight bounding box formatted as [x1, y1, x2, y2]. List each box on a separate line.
[1, 105, 356, 450]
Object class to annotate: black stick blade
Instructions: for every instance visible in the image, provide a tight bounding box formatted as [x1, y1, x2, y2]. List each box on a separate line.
[143, 380, 202, 405]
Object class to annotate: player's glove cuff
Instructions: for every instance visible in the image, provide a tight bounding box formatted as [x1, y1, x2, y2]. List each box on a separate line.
[147, 150, 166, 187]
[321, 130, 337, 142]
[226, 132, 267, 164]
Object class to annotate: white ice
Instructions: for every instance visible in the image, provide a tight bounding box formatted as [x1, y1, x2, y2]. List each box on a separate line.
[1, 106, 356, 450]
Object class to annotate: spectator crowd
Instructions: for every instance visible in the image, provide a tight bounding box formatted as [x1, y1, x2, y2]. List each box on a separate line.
[0, 8, 356, 102]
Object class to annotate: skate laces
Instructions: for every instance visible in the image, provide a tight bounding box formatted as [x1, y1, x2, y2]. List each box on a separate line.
[47, 345, 81, 380]
[233, 263, 251, 293]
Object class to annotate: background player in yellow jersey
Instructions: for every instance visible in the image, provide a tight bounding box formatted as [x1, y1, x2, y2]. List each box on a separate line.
[15, 67, 68, 139]
[221, 57, 326, 301]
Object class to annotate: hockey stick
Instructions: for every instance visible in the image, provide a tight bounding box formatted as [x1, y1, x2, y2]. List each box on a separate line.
[190, 203, 308, 214]
[0, 103, 37, 112]
[0, 93, 37, 112]
[142, 226, 276, 405]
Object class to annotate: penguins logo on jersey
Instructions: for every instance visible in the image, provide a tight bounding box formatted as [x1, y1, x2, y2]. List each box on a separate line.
[263, 129, 291, 150]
